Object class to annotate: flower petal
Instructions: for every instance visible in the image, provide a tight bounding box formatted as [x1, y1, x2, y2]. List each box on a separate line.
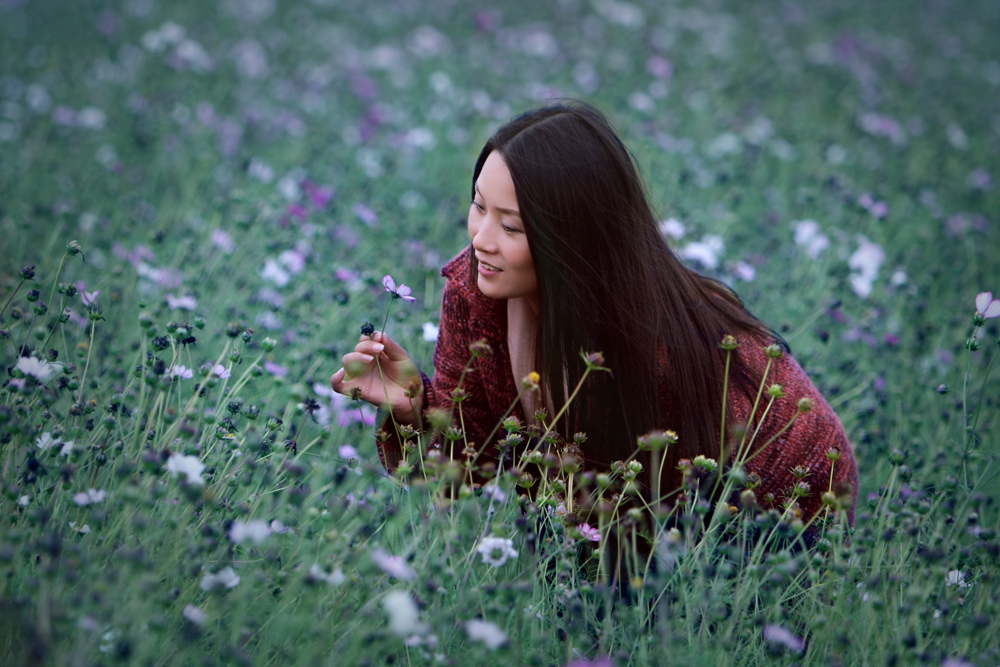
[382, 275, 396, 292]
[984, 299, 1000, 319]
[976, 292, 993, 315]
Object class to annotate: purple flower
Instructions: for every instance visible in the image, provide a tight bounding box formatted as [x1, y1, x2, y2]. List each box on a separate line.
[211, 229, 236, 253]
[171, 365, 194, 380]
[763, 624, 804, 654]
[264, 361, 287, 378]
[975, 292, 1000, 319]
[212, 364, 231, 379]
[353, 203, 379, 227]
[383, 275, 416, 302]
[166, 294, 198, 310]
[303, 180, 335, 208]
[81, 290, 100, 306]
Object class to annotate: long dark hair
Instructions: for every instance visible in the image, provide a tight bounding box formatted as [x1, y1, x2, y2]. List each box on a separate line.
[471, 101, 774, 495]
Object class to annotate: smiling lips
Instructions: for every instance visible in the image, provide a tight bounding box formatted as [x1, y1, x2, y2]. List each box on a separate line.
[477, 258, 502, 274]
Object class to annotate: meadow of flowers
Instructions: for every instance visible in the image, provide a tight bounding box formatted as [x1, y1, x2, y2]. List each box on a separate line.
[1, 0, 998, 664]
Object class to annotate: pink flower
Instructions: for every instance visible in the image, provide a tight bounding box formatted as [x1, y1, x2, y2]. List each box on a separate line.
[577, 523, 601, 542]
[171, 365, 194, 380]
[212, 364, 231, 379]
[382, 275, 416, 302]
[763, 624, 804, 654]
[975, 292, 1000, 319]
[81, 290, 100, 306]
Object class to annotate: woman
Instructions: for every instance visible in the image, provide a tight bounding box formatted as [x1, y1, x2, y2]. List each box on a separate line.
[331, 101, 858, 526]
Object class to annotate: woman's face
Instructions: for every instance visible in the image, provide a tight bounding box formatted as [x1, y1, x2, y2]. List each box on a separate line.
[469, 151, 538, 308]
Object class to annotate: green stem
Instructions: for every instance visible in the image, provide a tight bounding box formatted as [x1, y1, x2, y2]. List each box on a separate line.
[77, 319, 97, 404]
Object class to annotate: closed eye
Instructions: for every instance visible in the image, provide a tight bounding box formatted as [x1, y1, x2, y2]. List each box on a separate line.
[471, 200, 485, 213]
[501, 223, 523, 234]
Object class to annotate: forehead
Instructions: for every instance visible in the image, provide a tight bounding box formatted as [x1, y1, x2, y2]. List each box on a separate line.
[476, 151, 518, 203]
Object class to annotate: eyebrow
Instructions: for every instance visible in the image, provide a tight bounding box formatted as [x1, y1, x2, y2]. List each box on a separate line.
[474, 184, 521, 218]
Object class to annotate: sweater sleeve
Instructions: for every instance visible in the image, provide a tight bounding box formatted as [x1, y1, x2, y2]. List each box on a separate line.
[375, 251, 505, 474]
[735, 349, 860, 526]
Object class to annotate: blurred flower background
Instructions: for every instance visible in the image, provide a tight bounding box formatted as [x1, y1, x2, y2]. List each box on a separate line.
[0, 0, 998, 664]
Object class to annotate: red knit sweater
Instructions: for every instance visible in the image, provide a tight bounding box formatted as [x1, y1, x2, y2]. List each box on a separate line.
[377, 247, 859, 524]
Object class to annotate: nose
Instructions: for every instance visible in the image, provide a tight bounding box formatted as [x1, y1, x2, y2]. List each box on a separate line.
[470, 217, 497, 253]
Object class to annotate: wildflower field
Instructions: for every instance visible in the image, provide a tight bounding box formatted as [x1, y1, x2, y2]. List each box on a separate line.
[2, 0, 999, 665]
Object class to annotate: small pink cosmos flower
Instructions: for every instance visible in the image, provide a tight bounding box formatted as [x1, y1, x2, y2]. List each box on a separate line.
[171, 365, 194, 380]
[383, 275, 416, 302]
[577, 523, 601, 542]
[81, 290, 100, 306]
[212, 364, 231, 379]
[975, 292, 1000, 319]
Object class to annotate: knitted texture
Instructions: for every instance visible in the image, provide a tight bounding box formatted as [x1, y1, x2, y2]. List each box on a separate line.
[377, 246, 859, 524]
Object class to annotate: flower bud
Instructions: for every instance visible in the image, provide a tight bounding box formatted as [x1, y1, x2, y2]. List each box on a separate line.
[261, 337, 276, 352]
[469, 339, 493, 358]
[66, 240, 83, 256]
[764, 343, 783, 358]
[26, 289, 39, 303]
[225, 321, 242, 338]
[692, 454, 718, 473]
[767, 384, 785, 399]
[20, 265, 35, 280]
[797, 398, 814, 413]
[242, 329, 253, 343]
[719, 334, 739, 350]
[502, 416, 523, 433]
[521, 372, 540, 391]
[826, 447, 842, 462]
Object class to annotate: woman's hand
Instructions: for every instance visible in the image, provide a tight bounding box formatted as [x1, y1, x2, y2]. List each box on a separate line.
[331, 331, 424, 425]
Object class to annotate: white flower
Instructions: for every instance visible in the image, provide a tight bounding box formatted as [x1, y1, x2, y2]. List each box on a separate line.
[945, 570, 969, 588]
[69, 521, 91, 534]
[372, 548, 416, 580]
[309, 564, 345, 586]
[477, 536, 518, 567]
[339, 444, 359, 460]
[36, 432, 73, 456]
[729, 261, 756, 282]
[270, 519, 290, 534]
[229, 520, 271, 545]
[165, 453, 206, 486]
[73, 489, 107, 506]
[183, 604, 207, 625]
[422, 322, 440, 342]
[848, 236, 885, 299]
[171, 365, 194, 380]
[464, 619, 507, 650]
[17, 356, 60, 382]
[383, 590, 429, 637]
[792, 220, 829, 259]
[201, 567, 240, 591]
[17, 495, 30, 507]
[212, 364, 231, 379]
[166, 294, 198, 310]
[680, 234, 725, 270]
[260, 258, 290, 287]
[658, 218, 686, 239]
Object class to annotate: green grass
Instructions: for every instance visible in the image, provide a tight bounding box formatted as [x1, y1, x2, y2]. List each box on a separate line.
[0, 0, 998, 665]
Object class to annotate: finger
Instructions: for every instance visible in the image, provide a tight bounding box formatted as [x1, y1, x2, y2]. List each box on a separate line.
[373, 332, 412, 363]
[331, 368, 347, 393]
[353, 340, 386, 356]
